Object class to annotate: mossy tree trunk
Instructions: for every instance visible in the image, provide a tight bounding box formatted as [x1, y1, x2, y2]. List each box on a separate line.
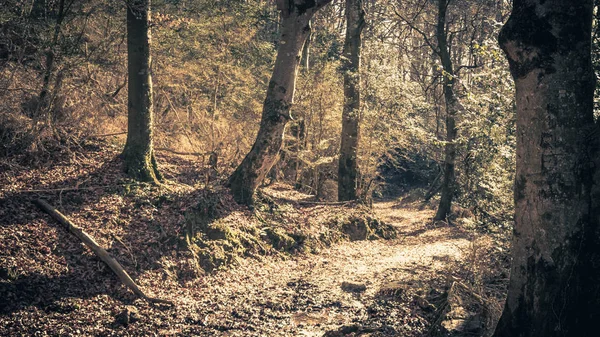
[493, 1, 600, 336]
[229, 0, 332, 205]
[433, 0, 459, 221]
[122, 0, 161, 183]
[338, 0, 365, 202]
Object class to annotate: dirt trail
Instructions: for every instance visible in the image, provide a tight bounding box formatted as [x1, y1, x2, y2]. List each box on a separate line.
[178, 201, 472, 337]
[1, 149, 499, 337]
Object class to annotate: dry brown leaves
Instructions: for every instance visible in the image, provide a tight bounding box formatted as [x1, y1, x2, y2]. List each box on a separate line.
[0, 139, 508, 336]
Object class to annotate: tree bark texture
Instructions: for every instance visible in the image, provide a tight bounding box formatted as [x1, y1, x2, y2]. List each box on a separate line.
[122, 0, 161, 183]
[434, 0, 459, 221]
[229, 0, 331, 205]
[493, 1, 600, 336]
[338, 0, 365, 201]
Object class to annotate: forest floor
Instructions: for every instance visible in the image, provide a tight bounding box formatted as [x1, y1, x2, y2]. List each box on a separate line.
[0, 138, 509, 336]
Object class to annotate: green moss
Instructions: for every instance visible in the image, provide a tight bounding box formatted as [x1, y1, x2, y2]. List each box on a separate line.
[264, 227, 297, 251]
[195, 242, 231, 272]
[180, 194, 395, 276]
[369, 218, 398, 240]
[205, 222, 236, 241]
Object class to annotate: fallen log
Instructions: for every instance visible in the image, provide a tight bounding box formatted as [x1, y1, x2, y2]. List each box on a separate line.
[155, 147, 208, 157]
[298, 200, 355, 206]
[34, 199, 174, 306]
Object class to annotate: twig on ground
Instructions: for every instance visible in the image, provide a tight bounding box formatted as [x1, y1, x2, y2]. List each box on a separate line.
[155, 147, 208, 157]
[87, 131, 127, 138]
[298, 200, 355, 206]
[1, 182, 155, 194]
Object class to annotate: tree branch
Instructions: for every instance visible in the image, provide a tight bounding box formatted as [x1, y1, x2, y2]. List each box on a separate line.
[392, 5, 440, 56]
[456, 63, 480, 74]
[35, 199, 174, 306]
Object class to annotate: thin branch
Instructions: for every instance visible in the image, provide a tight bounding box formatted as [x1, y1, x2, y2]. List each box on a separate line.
[456, 63, 480, 74]
[87, 131, 127, 138]
[298, 200, 355, 206]
[392, 5, 440, 56]
[0, 182, 156, 194]
[154, 147, 209, 157]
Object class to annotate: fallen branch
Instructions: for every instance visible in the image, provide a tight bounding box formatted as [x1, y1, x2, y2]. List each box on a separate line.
[155, 147, 208, 157]
[2, 182, 153, 194]
[298, 200, 355, 206]
[87, 131, 127, 138]
[34, 199, 174, 306]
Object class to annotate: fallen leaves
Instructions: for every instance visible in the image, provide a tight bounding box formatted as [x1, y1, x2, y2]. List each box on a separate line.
[0, 138, 509, 336]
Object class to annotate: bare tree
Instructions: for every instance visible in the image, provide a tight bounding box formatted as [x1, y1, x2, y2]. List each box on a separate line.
[35, 0, 66, 126]
[493, 1, 600, 335]
[229, 0, 332, 205]
[338, 0, 365, 201]
[432, 0, 460, 221]
[394, 0, 492, 220]
[122, 0, 162, 183]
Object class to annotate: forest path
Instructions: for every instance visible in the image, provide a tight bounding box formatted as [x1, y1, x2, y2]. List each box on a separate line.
[185, 200, 472, 336]
[1, 150, 500, 336]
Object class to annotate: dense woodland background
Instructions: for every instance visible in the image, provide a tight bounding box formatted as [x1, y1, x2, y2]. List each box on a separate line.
[0, 0, 517, 220]
[2, 0, 600, 336]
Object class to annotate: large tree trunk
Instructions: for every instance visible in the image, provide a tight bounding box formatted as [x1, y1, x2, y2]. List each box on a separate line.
[338, 0, 365, 201]
[122, 0, 161, 183]
[229, 0, 331, 205]
[493, 1, 600, 336]
[434, 0, 459, 221]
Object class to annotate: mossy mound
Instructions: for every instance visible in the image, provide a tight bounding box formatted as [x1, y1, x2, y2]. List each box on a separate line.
[193, 240, 241, 272]
[180, 186, 399, 275]
[185, 216, 253, 272]
[332, 215, 398, 241]
[263, 227, 297, 251]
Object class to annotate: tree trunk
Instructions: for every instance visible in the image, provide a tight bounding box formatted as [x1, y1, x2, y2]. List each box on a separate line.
[301, 21, 312, 71]
[338, 0, 365, 201]
[122, 0, 161, 183]
[34, 0, 65, 124]
[493, 1, 600, 336]
[434, 0, 459, 221]
[229, 0, 331, 205]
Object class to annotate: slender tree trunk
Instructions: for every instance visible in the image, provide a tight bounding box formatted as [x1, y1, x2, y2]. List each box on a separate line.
[434, 0, 459, 221]
[35, 0, 65, 124]
[338, 0, 365, 201]
[301, 21, 312, 71]
[290, 118, 306, 187]
[229, 0, 332, 205]
[122, 0, 161, 183]
[493, 1, 600, 336]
